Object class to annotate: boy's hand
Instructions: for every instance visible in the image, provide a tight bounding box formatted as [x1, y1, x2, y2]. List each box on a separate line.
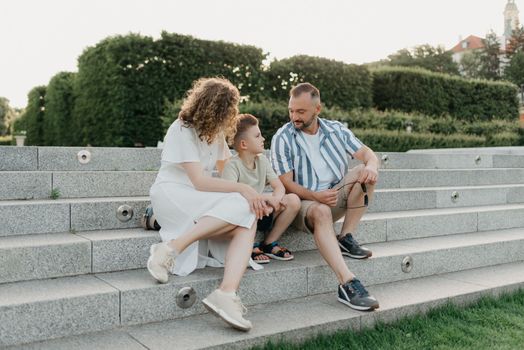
[266, 196, 285, 212]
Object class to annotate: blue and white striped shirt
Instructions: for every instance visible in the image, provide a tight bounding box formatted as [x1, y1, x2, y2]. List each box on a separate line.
[270, 118, 363, 191]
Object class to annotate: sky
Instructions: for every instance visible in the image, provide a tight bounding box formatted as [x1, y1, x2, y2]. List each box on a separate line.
[0, 0, 515, 108]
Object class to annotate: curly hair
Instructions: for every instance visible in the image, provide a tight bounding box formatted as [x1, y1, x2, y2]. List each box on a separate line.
[179, 77, 240, 144]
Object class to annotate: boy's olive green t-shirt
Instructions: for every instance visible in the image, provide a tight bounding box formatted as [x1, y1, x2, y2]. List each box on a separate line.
[222, 154, 278, 193]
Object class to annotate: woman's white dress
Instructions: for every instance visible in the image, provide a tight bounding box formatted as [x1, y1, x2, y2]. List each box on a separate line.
[150, 119, 257, 276]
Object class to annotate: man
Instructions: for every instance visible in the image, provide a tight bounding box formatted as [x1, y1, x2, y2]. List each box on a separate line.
[270, 82, 379, 311]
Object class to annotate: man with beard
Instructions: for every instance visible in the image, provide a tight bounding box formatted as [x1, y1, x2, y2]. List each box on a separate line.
[270, 82, 380, 311]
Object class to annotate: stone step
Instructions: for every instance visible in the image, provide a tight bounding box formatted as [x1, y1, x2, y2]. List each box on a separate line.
[3, 167, 524, 200]
[370, 183, 524, 213]
[407, 146, 524, 155]
[3, 203, 524, 284]
[0, 146, 161, 171]
[2, 180, 524, 238]
[17, 262, 524, 350]
[0, 197, 150, 237]
[2, 146, 524, 172]
[2, 227, 524, 346]
[2, 258, 524, 348]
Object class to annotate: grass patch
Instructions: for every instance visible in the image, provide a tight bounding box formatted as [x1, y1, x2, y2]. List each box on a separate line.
[254, 289, 524, 350]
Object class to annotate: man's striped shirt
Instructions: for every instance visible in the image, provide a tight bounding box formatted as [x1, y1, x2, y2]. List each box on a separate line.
[270, 118, 363, 191]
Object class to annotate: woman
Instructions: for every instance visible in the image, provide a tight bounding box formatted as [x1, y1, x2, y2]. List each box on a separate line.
[147, 77, 268, 331]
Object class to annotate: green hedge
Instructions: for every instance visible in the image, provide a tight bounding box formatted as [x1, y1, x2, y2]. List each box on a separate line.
[355, 129, 484, 152]
[266, 55, 372, 110]
[73, 32, 267, 147]
[162, 99, 523, 149]
[44, 72, 76, 146]
[23, 86, 46, 146]
[372, 66, 519, 121]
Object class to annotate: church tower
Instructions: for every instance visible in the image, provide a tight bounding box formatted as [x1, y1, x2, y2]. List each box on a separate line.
[504, 0, 519, 38]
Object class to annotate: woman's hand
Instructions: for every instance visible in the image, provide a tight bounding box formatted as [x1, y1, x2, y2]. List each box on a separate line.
[239, 184, 268, 219]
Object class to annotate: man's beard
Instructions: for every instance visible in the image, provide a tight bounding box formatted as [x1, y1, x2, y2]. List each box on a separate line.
[293, 115, 316, 130]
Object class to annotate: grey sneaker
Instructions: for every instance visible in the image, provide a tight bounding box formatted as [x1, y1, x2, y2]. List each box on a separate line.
[146, 242, 176, 283]
[202, 289, 253, 331]
[338, 278, 379, 311]
[338, 233, 372, 259]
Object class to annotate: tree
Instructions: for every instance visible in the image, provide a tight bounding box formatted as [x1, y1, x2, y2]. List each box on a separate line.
[387, 44, 459, 75]
[504, 51, 524, 87]
[459, 51, 483, 79]
[478, 30, 501, 80]
[0, 97, 9, 135]
[506, 25, 524, 59]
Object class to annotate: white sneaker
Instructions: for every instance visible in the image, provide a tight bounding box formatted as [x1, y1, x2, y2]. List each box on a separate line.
[202, 289, 253, 331]
[147, 242, 176, 283]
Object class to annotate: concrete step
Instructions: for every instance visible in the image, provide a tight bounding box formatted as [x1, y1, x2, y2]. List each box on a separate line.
[4, 203, 524, 284]
[0, 197, 149, 237]
[2, 146, 524, 172]
[407, 146, 524, 155]
[369, 183, 524, 212]
[3, 167, 524, 200]
[3, 260, 524, 348]
[0, 230, 159, 284]
[377, 168, 524, 189]
[2, 227, 524, 346]
[0, 146, 161, 171]
[2, 181, 523, 236]
[0, 171, 156, 200]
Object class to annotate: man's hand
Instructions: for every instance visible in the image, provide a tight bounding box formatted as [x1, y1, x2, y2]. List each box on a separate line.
[312, 189, 338, 207]
[358, 165, 378, 185]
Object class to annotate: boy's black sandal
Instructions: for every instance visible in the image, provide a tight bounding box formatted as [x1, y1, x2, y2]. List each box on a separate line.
[262, 241, 294, 261]
[251, 242, 270, 264]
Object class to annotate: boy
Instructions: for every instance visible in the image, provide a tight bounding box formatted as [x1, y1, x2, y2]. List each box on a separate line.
[222, 114, 301, 263]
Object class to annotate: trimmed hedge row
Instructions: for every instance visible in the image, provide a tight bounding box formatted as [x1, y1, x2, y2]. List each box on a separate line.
[23, 86, 46, 146]
[372, 66, 519, 121]
[44, 72, 76, 146]
[353, 129, 519, 152]
[265, 55, 373, 110]
[161, 99, 523, 150]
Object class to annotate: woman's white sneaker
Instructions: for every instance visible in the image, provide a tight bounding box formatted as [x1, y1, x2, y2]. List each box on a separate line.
[202, 289, 253, 331]
[147, 242, 176, 283]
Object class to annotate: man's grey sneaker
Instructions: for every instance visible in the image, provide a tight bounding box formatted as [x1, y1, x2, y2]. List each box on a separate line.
[338, 233, 372, 259]
[147, 242, 176, 283]
[202, 289, 253, 331]
[338, 278, 379, 311]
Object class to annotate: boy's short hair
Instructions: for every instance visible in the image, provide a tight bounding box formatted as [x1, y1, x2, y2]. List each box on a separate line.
[233, 114, 259, 151]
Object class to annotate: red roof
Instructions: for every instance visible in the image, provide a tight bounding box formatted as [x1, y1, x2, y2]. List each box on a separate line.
[451, 35, 485, 53]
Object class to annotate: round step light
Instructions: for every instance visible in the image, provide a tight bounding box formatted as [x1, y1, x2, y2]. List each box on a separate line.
[77, 150, 92, 164]
[474, 155, 481, 165]
[176, 287, 197, 309]
[381, 154, 389, 164]
[451, 191, 460, 203]
[116, 205, 134, 222]
[401, 256, 413, 273]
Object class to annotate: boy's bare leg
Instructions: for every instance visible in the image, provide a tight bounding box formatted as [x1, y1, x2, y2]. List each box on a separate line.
[264, 193, 301, 244]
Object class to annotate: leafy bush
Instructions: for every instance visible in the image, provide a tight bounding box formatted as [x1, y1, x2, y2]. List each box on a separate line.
[265, 55, 373, 110]
[372, 66, 519, 121]
[44, 72, 76, 146]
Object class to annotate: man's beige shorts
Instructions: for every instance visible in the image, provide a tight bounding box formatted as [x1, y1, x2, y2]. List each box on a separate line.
[291, 170, 360, 234]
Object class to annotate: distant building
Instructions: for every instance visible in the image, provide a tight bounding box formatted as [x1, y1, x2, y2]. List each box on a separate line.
[451, 0, 520, 63]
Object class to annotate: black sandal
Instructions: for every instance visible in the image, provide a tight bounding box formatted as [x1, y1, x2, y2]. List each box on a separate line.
[251, 242, 270, 264]
[262, 241, 294, 261]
